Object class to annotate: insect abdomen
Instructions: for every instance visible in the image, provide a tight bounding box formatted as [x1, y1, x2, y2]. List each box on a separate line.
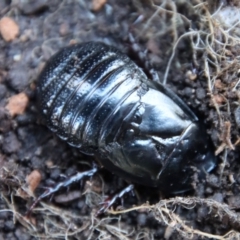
[38, 42, 148, 147]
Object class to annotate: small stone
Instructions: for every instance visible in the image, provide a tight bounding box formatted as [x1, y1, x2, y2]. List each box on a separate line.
[137, 213, 147, 226]
[8, 65, 30, 91]
[227, 195, 240, 208]
[0, 84, 7, 99]
[186, 70, 197, 81]
[197, 206, 208, 221]
[20, 29, 32, 42]
[4, 220, 15, 231]
[18, 0, 49, 15]
[5, 93, 29, 117]
[210, 192, 223, 203]
[196, 87, 206, 100]
[0, 17, 19, 42]
[14, 228, 31, 240]
[207, 174, 219, 188]
[183, 87, 193, 97]
[50, 168, 61, 180]
[2, 132, 21, 154]
[234, 106, 240, 128]
[13, 54, 22, 62]
[45, 160, 54, 168]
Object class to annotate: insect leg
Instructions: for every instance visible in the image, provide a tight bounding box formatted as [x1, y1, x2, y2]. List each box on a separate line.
[97, 184, 134, 215]
[26, 166, 98, 216]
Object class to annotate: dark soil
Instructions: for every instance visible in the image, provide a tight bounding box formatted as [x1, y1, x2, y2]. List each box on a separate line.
[1, 0, 240, 239]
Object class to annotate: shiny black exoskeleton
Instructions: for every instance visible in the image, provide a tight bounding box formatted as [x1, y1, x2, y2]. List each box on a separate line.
[37, 42, 216, 193]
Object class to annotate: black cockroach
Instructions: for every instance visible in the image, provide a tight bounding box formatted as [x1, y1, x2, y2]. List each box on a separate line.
[37, 42, 216, 195]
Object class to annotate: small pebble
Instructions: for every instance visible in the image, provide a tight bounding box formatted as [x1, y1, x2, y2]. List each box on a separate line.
[210, 192, 223, 203]
[13, 54, 22, 62]
[207, 174, 219, 188]
[18, 0, 49, 15]
[2, 132, 21, 154]
[137, 213, 147, 226]
[4, 220, 15, 231]
[0, 84, 7, 99]
[227, 195, 240, 208]
[50, 168, 61, 180]
[234, 106, 240, 128]
[196, 87, 206, 100]
[14, 228, 31, 240]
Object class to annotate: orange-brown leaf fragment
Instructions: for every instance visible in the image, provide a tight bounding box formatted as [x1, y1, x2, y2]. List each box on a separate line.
[92, 0, 107, 11]
[6, 92, 29, 117]
[0, 17, 19, 42]
[26, 170, 42, 193]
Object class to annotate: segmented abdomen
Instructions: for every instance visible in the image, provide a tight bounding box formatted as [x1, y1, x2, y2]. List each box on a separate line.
[37, 42, 148, 148]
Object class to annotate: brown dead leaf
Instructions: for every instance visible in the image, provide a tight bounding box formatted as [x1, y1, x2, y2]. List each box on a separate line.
[0, 17, 19, 42]
[92, 0, 107, 11]
[26, 170, 42, 193]
[5, 93, 29, 117]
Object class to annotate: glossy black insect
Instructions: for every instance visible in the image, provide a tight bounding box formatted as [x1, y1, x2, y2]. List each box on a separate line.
[37, 42, 216, 194]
